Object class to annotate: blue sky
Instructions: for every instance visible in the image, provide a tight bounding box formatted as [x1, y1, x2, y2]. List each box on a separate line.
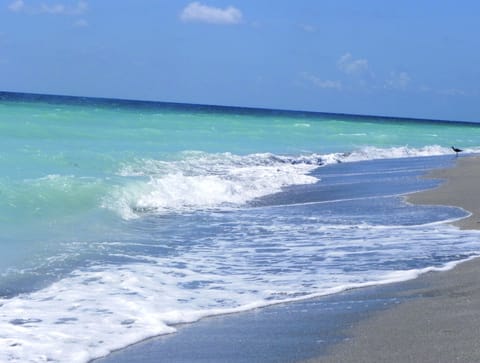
[1, 1, 479, 121]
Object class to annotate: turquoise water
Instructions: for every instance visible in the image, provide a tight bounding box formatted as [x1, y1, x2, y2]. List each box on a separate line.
[1, 92, 480, 362]
[2, 94, 479, 223]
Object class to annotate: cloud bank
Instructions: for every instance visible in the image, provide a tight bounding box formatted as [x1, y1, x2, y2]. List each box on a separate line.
[180, 2, 242, 24]
[8, 0, 88, 15]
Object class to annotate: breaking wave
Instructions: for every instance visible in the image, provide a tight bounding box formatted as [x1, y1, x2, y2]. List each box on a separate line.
[103, 145, 478, 219]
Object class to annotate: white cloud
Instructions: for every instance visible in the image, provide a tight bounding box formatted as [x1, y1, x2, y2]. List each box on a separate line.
[337, 53, 369, 75]
[41, 3, 66, 14]
[180, 2, 242, 25]
[302, 73, 342, 90]
[8, 1, 88, 15]
[421, 86, 467, 97]
[8, 0, 25, 12]
[386, 71, 411, 90]
[438, 88, 466, 96]
[42, 1, 87, 15]
[73, 18, 88, 27]
[300, 24, 316, 33]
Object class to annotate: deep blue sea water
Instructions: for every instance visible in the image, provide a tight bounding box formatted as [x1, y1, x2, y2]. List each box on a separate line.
[1, 92, 480, 362]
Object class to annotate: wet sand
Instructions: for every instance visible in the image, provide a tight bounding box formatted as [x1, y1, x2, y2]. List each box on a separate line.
[93, 283, 411, 363]
[310, 257, 480, 363]
[312, 155, 480, 363]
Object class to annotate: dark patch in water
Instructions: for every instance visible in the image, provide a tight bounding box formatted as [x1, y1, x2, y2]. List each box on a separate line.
[55, 317, 78, 324]
[9, 318, 42, 325]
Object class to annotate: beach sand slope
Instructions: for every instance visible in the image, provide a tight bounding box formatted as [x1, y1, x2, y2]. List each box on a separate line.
[311, 259, 480, 363]
[407, 156, 480, 229]
[312, 156, 480, 363]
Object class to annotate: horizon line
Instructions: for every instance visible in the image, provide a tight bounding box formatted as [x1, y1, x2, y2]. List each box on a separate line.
[0, 90, 477, 126]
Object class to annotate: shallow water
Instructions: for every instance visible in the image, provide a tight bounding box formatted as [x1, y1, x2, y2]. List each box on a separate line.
[1, 92, 480, 362]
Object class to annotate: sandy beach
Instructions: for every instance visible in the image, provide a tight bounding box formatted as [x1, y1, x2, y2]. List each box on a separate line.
[310, 155, 480, 363]
[407, 155, 480, 229]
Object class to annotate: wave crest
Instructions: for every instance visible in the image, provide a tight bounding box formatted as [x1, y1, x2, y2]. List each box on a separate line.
[103, 145, 479, 219]
[104, 152, 319, 219]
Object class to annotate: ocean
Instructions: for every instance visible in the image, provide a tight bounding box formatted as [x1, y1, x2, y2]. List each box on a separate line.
[1, 91, 480, 362]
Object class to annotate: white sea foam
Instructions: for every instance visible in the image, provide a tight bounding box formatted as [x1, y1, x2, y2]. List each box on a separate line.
[323, 145, 480, 164]
[105, 152, 319, 219]
[1, 220, 480, 362]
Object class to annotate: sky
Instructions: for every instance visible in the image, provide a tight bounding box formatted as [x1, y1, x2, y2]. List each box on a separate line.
[1, 0, 480, 122]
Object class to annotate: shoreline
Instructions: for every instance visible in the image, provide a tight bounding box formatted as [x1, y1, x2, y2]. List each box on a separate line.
[92, 155, 480, 363]
[309, 154, 480, 363]
[91, 275, 430, 363]
[309, 256, 480, 363]
[406, 155, 480, 229]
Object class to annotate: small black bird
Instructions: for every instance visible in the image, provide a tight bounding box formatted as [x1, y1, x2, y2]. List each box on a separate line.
[451, 146, 463, 156]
